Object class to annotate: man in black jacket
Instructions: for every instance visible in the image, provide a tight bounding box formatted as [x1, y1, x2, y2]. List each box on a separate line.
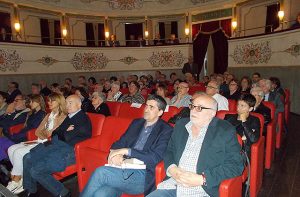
[23, 95, 92, 197]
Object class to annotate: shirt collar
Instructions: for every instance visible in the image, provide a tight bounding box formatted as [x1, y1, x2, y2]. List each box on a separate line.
[68, 109, 81, 118]
[185, 121, 209, 138]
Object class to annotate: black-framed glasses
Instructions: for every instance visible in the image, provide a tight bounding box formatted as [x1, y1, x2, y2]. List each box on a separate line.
[205, 85, 218, 89]
[189, 103, 214, 112]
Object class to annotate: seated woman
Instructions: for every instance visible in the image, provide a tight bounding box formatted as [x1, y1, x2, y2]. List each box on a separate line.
[156, 82, 171, 105]
[74, 87, 93, 112]
[88, 92, 111, 116]
[106, 82, 123, 102]
[240, 76, 252, 94]
[224, 94, 260, 159]
[224, 79, 241, 100]
[6, 93, 66, 194]
[0, 95, 46, 165]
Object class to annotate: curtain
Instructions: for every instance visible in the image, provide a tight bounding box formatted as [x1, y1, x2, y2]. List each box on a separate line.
[54, 20, 61, 45]
[171, 21, 178, 38]
[211, 30, 228, 74]
[192, 24, 200, 39]
[98, 23, 105, 47]
[265, 3, 280, 33]
[159, 22, 165, 41]
[40, 19, 50, 44]
[125, 23, 143, 46]
[86, 23, 95, 46]
[193, 33, 210, 78]
[0, 12, 12, 41]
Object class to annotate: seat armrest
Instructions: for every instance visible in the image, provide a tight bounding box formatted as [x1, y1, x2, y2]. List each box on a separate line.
[155, 161, 166, 187]
[219, 176, 242, 197]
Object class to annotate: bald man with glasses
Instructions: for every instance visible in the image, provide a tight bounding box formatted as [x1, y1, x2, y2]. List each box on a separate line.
[170, 82, 192, 108]
[147, 92, 244, 197]
[206, 80, 229, 111]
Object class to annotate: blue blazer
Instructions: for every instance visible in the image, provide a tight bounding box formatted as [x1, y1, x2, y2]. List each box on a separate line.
[111, 118, 173, 195]
[164, 117, 244, 197]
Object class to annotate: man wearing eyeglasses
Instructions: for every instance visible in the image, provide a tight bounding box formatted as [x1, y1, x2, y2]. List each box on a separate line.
[81, 94, 173, 197]
[170, 82, 192, 108]
[147, 92, 244, 197]
[206, 80, 229, 111]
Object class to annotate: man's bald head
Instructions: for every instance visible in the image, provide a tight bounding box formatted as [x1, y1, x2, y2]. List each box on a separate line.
[66, 94, 82, 114]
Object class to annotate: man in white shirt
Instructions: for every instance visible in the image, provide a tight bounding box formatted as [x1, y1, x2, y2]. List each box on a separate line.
[206, 80, 229, 111]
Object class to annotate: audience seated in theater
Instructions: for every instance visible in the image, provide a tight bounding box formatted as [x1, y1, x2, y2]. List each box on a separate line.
[240, 76, 252, 94]
[108, 34, 120, 47]
[87, 77, 97, 95]
[7, 82, 22, 104]
[0, 94, 30, 137]
[139, 81, 149, 98]
[127, 34, 138, 47]
[250, 87, 271, 134]
[147, 92, 244, 197]
[167, 34, 179, 44]
[182, 56, 199, 77]
[154, 71, 162, 83]
[225, 73, 234, 85]
[185, 73, 198, 87]
[39, 80, 51, 97]
[107, 82, 123, 102]
[169, 73, 178, 84]
[224, 94, 260, 159]
[206, 80, 229, 111]
[0, 91, 8, 116]
[6, 93, 66, 194]
[153, 33, 164, 45]
[119, 81, 145, 104]
[74, 87, 93, 112]
[269, 77, 285, 100]
[29, 83, 41, 96]
[216, 74, 229, 95]
[258, 79, 284, 116]
[81, 95, 173, 196]
[137, 35, 146, 47]
[94, 83, 104, 93]
[23, 95, 92, 197]
[50, 83, 61, 94]
[202, 75, 210, 86]
[252, 72, 261, 87]
[88, 92, 111, 116]
[0, 95, 45, 163]
[224, 79, 241, 100]
[169, 79, 182, 97]
[78, 75, 87, 88]
[290, 12, 300, 29]
[103, 80, 111, 94]
[156, 83, 171, 105]
[170, 82, 192, 108]
[64, 78, 75, 93]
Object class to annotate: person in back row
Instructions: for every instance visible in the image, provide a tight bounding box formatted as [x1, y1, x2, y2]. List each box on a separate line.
[206, 80, 229, 111]
[81, 95, 173, 197]
[119, 81, 145, 104]
[23, 95, 92, 197]
[170, 82, 191, 108]
[147, 92, 243, 197]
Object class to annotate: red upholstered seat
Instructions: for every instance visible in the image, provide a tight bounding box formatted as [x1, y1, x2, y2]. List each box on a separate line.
[26, 129, 38, 141]
[188, 85, 206, 95]
[53, 113, 105, 180]
[8, 124, 24, 135]
[76, 116, 133, 191]
[228, 99, 237, 112]
[118, 102, 145, 119]
[284, 89, 290, 124]
[106, 101, 121, 116]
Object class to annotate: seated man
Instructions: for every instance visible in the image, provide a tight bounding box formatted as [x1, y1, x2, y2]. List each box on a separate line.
[81, 95, 173, 197]
[170, 82, 192, 108]
[206, 80, 229, 111]
[225, 94, 260, 159]
[148, 92, 243, 197]
[119, 81, 145, 104]
[23, 95, 92, 197]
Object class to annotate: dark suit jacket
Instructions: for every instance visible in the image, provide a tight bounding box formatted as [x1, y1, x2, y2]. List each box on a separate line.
[111, 118, 173, 195]
[182, 62, 199, 75]
[224, 114, 260, 158]
[164, 117, 244, 197]
[0, 109, 29, 136]
[254, 102, 271, 134]
[51, 110, 92, 147]
[268, 91, 284, 115]
[7, 89, 22, 104]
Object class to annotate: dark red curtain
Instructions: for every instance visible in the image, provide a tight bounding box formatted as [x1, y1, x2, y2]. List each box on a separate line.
[40, 19, 50, 44]
[54, 20, 61, 45]
[171, 21, 178, 38]
[265, 3, 280, 33]
[193, 33, 210, 78]
[221, 19, 231, 37]
[98, 23, 105, 46]
[159, 22, 165, 41]
[211, 30, 228, 74]
[0, 12, 12, 41]
[85, 23, 95, 46]
[125, 23, 143, 46]
[192, 24, 200, 39]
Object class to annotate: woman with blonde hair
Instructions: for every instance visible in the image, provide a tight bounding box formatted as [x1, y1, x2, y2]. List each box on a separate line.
[6, 93, 67, 194]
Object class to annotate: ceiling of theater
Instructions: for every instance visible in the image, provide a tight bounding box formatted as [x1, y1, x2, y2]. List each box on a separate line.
[6, 0, 246, 16]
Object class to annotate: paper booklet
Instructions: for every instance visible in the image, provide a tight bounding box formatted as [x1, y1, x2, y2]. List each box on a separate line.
[105, 158, 146, 169]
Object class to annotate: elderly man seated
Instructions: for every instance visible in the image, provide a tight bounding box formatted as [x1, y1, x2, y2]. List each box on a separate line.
[119, 81, 145, 104]
[22, 95, 92, 197]
[206, 80, 229, 111]
[170, 82, 192, 108]
[147, 92, 244, 197]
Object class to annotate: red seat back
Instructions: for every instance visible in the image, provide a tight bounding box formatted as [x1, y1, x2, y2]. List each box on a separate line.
[250, 112, 264, 137]
[216, 110, 235, 119]
[228, 99, 237, 112]
[98, 116, 133, 152]
[188, 85, 206, 95]
[120, 88, 129, 95]
[118, 102, 145, 119]
[262, 101, 275, 120]
[106, 101, 121, 116]
[86, 113, 105, 136]
[9, 124, 24, 135]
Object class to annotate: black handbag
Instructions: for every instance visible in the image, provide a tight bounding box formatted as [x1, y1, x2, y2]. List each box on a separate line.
[0, 159, 12, 186]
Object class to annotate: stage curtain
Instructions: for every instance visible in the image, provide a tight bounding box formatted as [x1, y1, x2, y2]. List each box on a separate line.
[193, 33, 210, 77]
[211, 30, 228, 74]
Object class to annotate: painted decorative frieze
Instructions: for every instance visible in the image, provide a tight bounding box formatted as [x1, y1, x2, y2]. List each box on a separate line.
[71, 52, 109, 71]
[230, 41, 272, 65]
[36, 56, 59, 67]
[148, 50, 185, 68]
[284, 44, 300, 57]
[108, 0, 144, 10]
[0, 49, 23, 72]
[119, 56, 138, 65]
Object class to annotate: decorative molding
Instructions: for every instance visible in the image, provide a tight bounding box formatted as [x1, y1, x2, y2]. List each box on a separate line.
[39, 0, 61, 3]
[108, 0, 144, 10]
[71, 52, 109, 70]
[284, 44, 300, 57]
[192, 8, 232, 22]
[119, 56, 138, 65]
[148, 50, 185, 68]
[0, 49, 23, 72]
[36, 56, 59, 67]
[190, 0, 217, 5]
[230, 41, 272, 65]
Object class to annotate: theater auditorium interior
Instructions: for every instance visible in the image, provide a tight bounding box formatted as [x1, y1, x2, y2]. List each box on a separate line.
[0, 0, 300, 196]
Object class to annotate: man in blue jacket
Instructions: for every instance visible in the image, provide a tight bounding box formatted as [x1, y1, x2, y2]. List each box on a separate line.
[147, 92, 244, 197]
[81, 94, 173, 197]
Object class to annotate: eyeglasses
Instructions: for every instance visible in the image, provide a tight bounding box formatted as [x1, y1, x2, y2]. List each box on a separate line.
[177, 86, 188, 89]
[145, 104, 158, 111]
[189, 103, 214, 112]
[14, 99, 24, 102]
[206, 85, 218, 89]
[230, 83, 238, 86]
